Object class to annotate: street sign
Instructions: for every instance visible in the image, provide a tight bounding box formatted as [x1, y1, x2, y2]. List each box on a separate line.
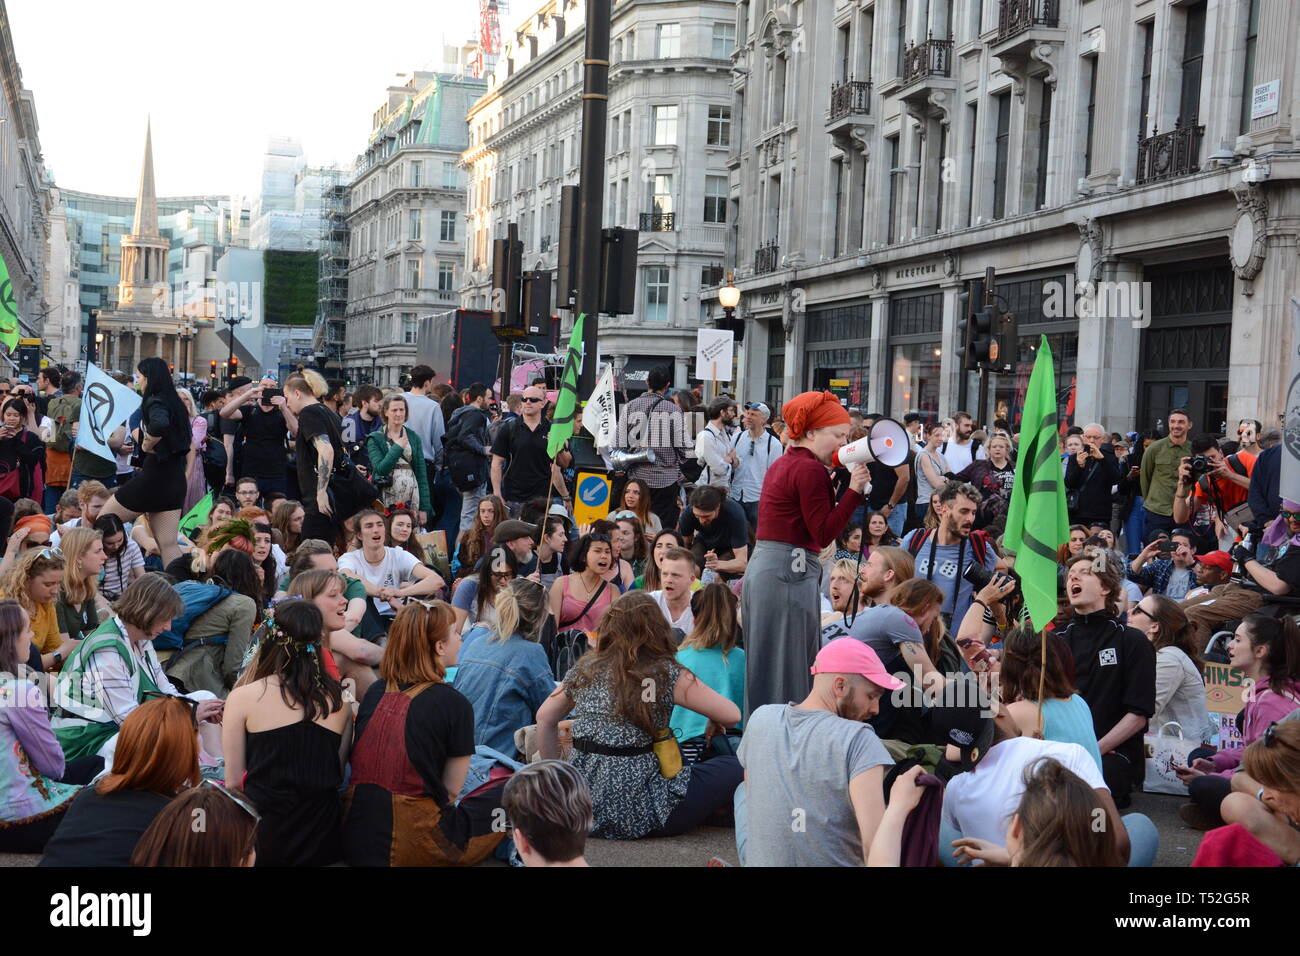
[573, 471, 612, 525]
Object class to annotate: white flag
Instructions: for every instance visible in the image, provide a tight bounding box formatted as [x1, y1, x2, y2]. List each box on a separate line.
[584, 364, 617, 449]
[1283, 297, 1300, 504]
[78, 363, 141, 462]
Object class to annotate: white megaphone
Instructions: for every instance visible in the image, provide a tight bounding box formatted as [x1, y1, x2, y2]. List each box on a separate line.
[832, 418, 911, 469]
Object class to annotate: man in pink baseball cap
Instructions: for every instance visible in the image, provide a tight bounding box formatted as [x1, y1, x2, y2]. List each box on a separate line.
[734, 638, 904, 866]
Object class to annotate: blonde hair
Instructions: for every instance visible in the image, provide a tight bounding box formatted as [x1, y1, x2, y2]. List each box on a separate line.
[76, 480, 110, 506]
[0, 548, 66, 616]
[286, 368, 327, 399]
[60, 527, 102, 606]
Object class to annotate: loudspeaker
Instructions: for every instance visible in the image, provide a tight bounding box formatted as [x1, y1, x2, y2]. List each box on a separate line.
[832, 418, 911, 468]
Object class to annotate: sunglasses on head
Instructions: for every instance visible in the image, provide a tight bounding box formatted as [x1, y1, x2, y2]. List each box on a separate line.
[587, 532, 612, 544]
[1263, 721, 1296, 750]
[201, 779, 261, 822]
[143, 690, 200, 728]
[29, 546, 60, 559]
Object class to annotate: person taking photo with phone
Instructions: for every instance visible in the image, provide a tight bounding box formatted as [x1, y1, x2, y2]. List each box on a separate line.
[1128, 527, 1200, 599]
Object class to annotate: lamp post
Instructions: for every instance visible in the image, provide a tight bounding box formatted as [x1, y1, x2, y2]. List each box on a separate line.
[717, 273, 741, 400]
[223, 303, 246, 384]
[93, 332, 104, 367]
[177, 319, 194, 384]
[369, 346, 379, 386]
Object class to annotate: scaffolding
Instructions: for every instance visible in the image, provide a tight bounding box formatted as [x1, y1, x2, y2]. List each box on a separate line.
[313, 173, 350, 369]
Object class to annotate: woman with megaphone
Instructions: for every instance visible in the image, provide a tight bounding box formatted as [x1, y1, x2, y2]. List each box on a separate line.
[740, 391, 870, 722]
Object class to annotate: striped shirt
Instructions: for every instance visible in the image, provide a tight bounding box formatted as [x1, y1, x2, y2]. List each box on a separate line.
[618, 390, 693, 489]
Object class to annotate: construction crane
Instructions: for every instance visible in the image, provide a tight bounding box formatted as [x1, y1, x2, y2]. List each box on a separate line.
[470, 0, 508, 78]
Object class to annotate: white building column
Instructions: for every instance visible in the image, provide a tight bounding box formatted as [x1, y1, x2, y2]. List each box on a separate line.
[867, 292, 889, 413]
[1073, 258, 1143, 435]
[938, 280, 963, 415]
[1228, 233, 1299, 424]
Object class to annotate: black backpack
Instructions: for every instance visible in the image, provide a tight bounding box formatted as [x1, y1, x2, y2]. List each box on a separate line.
[445, 407, 490, 493]
[201, 410, 227, 469]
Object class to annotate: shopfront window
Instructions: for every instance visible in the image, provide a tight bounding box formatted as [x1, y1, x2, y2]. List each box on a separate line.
[992, 331, 1078, 432]
[890, 342, 943, 418]
[805, 303, 870, 405]
[809, 348, 868, 407]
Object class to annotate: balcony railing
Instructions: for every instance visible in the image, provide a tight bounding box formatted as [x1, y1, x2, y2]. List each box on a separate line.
[996, 0, 1059, 42]
[902, 37, 953, 84]
[1136, 123, 1204, 185]
[754, 240, 779, 275]
[828, 79, 872, 122]
[639, 212, 676, 232]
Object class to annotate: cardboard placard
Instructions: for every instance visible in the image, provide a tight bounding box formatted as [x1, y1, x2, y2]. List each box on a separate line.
[1202, 660, 1248, 715]
[416, 530, 450, 577]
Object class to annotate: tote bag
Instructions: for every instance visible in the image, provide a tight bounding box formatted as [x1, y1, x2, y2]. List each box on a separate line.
[1143, 721, 1198, 795]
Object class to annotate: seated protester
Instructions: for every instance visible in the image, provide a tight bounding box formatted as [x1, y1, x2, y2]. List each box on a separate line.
[386, 506, 427, 566]
[1172, 433, 1255, 553]
[50, 480, 111, 547]
[649, 547, 698, 636]
[609, 511, 649, 580]
[162, 549, 262, 698]
[40, 695, 200, 867]
[997, 624, 1104, 769]
[948, 758, 1128, 867]
[223, 599, 352, 867]
[202, 518, 273, 610]
[818, 558, 863, 644]
[1128, 595, 1215, 745]
[191, 496, 237, 553]
[95, 513, 145, 602]
[452, 579, 555, 793]
[344, 600, 508, 867]
[671, 583, 745, 761]
[1175, 614, 1300, 830]
[618, 478, 663, 544]
[1057, 552, 1157, 808]
[1213, 717, 1300, 866]
[1, 548, 77, 673]
[54, 527, 108, 646]
[536, 515, 572, 590]
[588, 517, 635, 592]
[0, 513, 55, 584]
[131, 782, 259, 867]
[270, 499, 304, 557]
[500, 759, 593, 868]
[275, 541, 370, 642]
[1184, 549, 1234, 601]
[233, 476, 261, 511]
[936, 696, 1148, 867]
[896, 576, 962, 677]
[234, 508, 284, 604]
[52, 489, 81, 527]
[451, 547, 518, 634]
[51, 574, 224, 764]
[292, 568, 382, 699]
[1128, 526, 1200, 599]
[454, 495, 505, 580]
[548, 530, 618, 635]
[1085, 534, 1140, 616]
[338, 509, 444, 632]
[736, 638, 899, 866]
[634, 529, 694, 592]
[535, 592, 743, 839]
[901, 482, 997, 629]
[677, 484, 749, 581]
[0, 600, 103, 853]
[480, 519, 538, 577]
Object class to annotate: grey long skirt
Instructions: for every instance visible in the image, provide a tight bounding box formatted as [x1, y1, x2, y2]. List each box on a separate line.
[741, 540, 823, 723]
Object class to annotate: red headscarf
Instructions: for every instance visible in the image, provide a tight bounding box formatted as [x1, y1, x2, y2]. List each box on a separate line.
[13, 514, 52, 537]
[782, 391, 850, 441]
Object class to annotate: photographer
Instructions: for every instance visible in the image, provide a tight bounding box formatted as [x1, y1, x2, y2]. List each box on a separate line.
[1171, 434, 1254, 553]
[1064, 423, 1122, 529]
[1128, 528, 1200, 599]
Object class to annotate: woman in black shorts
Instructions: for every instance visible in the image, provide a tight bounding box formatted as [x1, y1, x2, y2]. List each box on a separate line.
[101, 357, 193, 569]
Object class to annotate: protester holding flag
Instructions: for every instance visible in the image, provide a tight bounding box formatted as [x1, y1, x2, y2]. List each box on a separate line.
[99, 359, 194, 571]
[741, 391, 868, 722]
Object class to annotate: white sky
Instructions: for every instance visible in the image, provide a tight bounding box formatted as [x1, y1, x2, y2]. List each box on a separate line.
[8, 0, 482, 198]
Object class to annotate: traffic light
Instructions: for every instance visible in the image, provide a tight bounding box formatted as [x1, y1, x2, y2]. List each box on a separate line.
[227, 356, 239, 380]
[957, 293, 997, 371]
[599, 228, 639, 315]
[992, 310, 1019, 372]
[210, 360, 218, 378]
[490, 222, 523, 334]
[521, 270, 552, 337]
[555, 184, 579, 310]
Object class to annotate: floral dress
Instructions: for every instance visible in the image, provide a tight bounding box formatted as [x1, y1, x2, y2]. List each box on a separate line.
[382, 440, 420, 513]
[567, 660, 691, 839]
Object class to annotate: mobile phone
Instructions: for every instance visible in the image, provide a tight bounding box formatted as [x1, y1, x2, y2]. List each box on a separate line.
[261, 388, 283, 403]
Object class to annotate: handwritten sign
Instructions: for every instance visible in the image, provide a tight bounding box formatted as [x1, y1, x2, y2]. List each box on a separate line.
[694, 328, 734, 382]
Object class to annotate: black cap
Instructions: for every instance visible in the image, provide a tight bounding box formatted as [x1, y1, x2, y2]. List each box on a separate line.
[926, 680, 996, 772]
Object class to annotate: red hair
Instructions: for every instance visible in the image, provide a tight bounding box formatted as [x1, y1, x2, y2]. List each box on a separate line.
[97, 697, 200, 796]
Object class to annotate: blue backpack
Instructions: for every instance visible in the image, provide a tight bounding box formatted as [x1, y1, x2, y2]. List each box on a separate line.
[153, 580, 234, 651]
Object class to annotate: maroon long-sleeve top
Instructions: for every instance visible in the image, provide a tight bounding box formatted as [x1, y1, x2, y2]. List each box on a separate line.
[756, 446, 863, 551]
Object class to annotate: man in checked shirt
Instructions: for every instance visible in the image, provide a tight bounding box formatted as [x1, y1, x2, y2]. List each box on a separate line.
[618, 365, 696, 531]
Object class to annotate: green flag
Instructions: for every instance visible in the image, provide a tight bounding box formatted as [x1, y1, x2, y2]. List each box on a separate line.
[547, 313, 585, 458]
[0, 253, 18, 355]
[1002, 335, 1070, 630]
[179, 491, 214, 538]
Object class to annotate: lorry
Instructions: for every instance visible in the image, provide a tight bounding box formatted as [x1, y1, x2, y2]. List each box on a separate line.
[416, 308, 559, 392]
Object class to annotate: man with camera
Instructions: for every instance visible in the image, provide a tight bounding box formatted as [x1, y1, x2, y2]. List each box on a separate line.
[1128, 528, 1201, 599]
[1171, 434, 1254, 553]
[901, 482, 998, 629]
[1064, 422, 1123, 529]
[219, 376, 297, 499]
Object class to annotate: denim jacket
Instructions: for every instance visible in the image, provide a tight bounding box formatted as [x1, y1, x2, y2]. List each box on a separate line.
[453, 625, 556, 757]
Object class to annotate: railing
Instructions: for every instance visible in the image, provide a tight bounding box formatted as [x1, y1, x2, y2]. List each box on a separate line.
[828, 79, 872, 122]
[639, 212, 676, 232]
[754, 240, 780, 275]
[1136, 123, 1204, 185]
[903, 37, 954, 84]
[996, 0, 1059, 42]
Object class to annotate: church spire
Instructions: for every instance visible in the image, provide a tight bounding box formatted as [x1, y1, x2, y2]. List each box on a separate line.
[131, 118, 159, 238]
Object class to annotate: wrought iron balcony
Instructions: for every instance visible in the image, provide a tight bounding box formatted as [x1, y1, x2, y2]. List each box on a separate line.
[754, 240, 779, 276]
[827, 79, 872, 122]
[997, 0, 1059, 42]
[902, 37, 953, 85]
[1136, 123, 1204, 185]
[639, 212, 676, 232]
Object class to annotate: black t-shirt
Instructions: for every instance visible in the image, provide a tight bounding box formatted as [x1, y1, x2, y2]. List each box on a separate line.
[490, 417, 553, 502]
[39, 788, 170, 867]
[354, 680, 475, 808]
[678, 498, 750, 556]
[1058, 611, 1157, 775]
[295, 403, 344, 509]
[1266, 547, 1300, 593]
[866, 451, 915, 510]
[239, 404, 290, 478]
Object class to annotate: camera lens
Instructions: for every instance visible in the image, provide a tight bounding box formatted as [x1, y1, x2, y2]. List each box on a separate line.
[962, 562, 994, 590]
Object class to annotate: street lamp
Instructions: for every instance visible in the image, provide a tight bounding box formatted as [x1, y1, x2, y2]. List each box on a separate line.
[718, 273, 741, 322]
[93, 332, 104, 367]
[369, 346, 379, 385]
[177, 319, 194, 384]
[223, 303, 247, 384]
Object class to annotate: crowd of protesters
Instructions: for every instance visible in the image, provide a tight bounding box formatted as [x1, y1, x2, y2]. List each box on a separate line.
[0, 356, 1295, 869]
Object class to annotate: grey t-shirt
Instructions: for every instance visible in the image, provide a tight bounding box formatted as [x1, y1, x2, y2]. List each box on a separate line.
[737, 704, 893, 867]
[1165, 567, 1193, 600]
[901, 529, 997, 623]
[846, 604, 924, 663]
